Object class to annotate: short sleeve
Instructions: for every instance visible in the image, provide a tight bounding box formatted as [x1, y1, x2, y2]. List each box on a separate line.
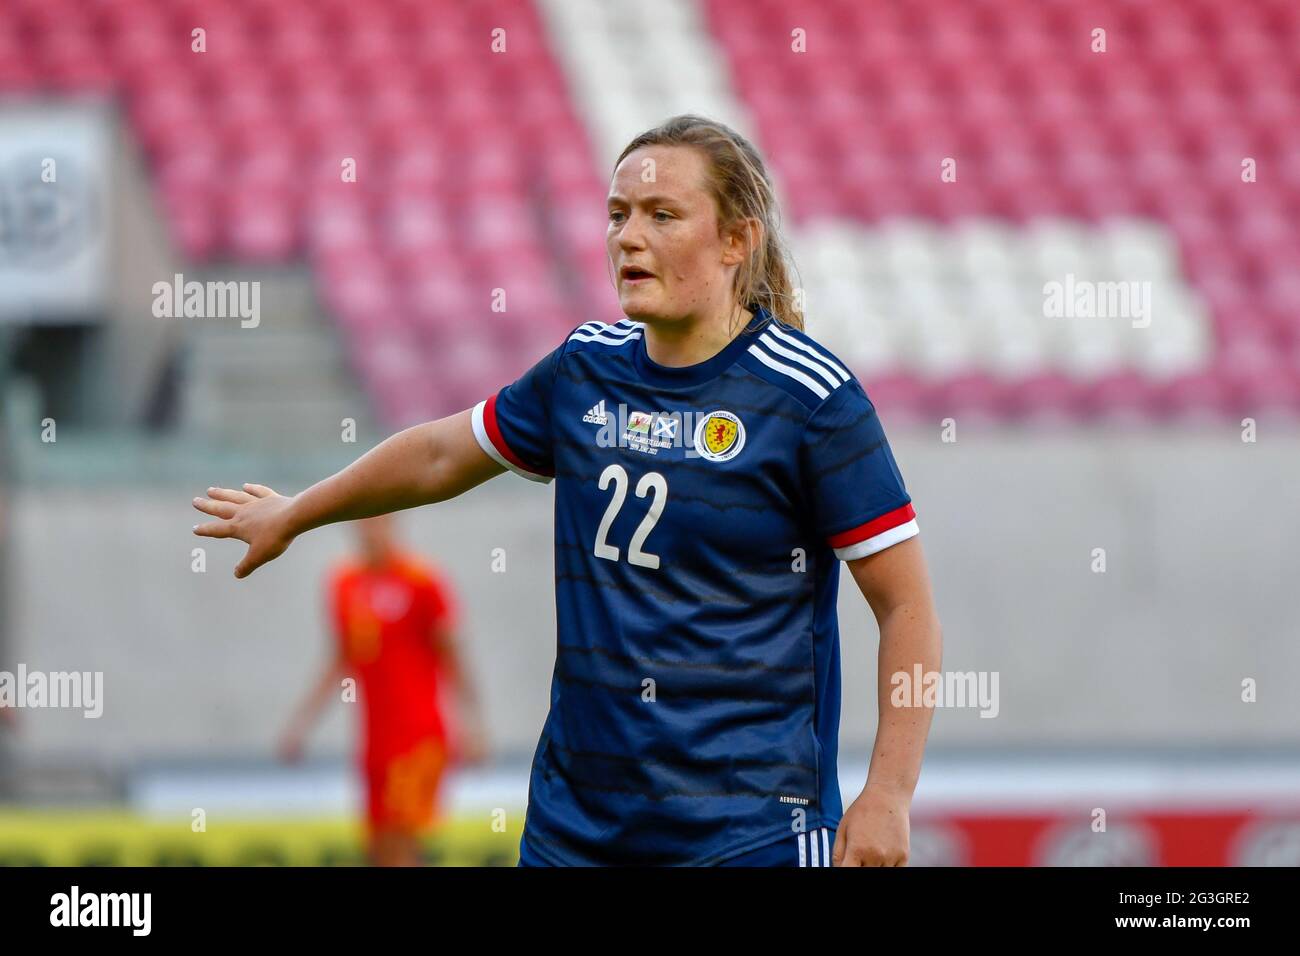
[471, 343, 564, 483]
[800, 379, 918, 561]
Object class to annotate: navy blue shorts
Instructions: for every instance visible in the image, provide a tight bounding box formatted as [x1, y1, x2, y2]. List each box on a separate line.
[517, 826, 837, 867]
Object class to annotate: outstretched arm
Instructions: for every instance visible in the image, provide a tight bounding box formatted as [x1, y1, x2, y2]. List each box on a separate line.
[832, 535, 942, 867]
[192, 408, 504, 578]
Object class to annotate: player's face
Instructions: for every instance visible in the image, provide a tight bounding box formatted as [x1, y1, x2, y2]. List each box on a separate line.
[607, 145, 744, 325]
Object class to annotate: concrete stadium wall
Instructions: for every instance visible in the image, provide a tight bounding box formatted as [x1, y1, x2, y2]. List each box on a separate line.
[5, 425, 1299, 767]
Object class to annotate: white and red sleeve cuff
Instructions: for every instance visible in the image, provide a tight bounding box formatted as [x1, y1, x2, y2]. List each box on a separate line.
[827, 502, 918, 561]
[471, 395, 554, 484]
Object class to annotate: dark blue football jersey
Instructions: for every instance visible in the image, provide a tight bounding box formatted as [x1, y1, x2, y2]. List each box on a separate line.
[471, 306, 918, 865]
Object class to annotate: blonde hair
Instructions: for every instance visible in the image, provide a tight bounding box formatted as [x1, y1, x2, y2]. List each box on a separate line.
[614, 114, 804, 332]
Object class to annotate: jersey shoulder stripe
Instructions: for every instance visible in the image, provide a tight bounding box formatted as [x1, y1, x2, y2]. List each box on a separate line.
[763, 324, 851, 382]
[567, 320, 644, 349]
[759, 325, 852, 385]
[738, 319, 859, 409]
[574, 318, 639, 335]
[745, 341, 834, 402]
[756, 330, 843, 390]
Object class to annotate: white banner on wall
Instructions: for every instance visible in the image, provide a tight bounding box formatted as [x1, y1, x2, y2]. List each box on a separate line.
[0, 102, 111, 322]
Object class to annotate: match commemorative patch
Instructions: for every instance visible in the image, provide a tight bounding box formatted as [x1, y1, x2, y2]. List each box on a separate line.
[693, 410, 745, 462]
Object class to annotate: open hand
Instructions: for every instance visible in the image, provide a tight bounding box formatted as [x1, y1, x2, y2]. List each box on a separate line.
[192, 483, 297, 579]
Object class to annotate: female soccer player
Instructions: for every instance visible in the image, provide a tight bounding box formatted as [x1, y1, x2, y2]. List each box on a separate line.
[193, 115, 942, 867]
[277, 513, 486, 867]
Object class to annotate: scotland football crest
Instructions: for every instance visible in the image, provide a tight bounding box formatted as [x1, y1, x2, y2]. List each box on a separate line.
[693, 410, 745, 462]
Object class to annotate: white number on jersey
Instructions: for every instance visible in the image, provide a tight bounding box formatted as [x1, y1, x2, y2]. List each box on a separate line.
[594, 464, 666, 569]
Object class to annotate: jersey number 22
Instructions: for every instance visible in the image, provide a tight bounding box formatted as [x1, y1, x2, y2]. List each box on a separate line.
[594, 463, 666, 569]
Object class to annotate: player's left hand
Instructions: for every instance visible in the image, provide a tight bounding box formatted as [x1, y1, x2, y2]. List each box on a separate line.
[831, 784, 910, 866]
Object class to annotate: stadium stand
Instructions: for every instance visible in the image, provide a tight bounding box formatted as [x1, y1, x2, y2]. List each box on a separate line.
[1, 0, 1295, 427]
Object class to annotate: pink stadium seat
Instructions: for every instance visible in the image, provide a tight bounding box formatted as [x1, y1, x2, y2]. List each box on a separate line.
[1076, 372, 1161, 424]
[168, 200, 221, 261]
[932, 374, 1009, 422]
[1004, 373, 1084, 423]
[225, 188, 300, 261]
[861, 374, 926, 421]
[1151, 370, 1237, 420]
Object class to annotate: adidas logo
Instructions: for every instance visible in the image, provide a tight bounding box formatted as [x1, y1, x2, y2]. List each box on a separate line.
[582, 400, 609, 425]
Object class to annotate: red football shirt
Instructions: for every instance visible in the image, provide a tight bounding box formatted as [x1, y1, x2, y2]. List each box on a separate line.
[328, 553, 456, 767]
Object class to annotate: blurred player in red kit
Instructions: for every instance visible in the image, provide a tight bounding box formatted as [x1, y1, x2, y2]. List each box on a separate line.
[278, 513, 486, 866]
